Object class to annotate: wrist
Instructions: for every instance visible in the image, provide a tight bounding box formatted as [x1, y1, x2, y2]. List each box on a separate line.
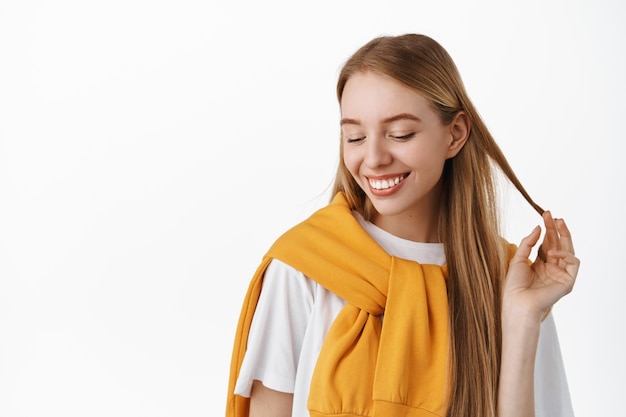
[501, 302, 543, 333]
[501, 302, 541, 367]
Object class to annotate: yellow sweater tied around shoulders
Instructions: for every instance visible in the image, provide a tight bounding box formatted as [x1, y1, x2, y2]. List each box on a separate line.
[226, 192, 451, 417]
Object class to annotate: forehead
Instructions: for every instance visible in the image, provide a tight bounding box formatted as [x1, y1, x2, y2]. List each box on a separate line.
[340, 72, 433, 120]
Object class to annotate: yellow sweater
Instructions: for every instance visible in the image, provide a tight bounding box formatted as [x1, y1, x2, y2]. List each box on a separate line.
[226, 192, 452, 417]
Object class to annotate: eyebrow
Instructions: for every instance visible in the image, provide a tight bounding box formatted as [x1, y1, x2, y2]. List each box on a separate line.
[340, 113, 422, 126]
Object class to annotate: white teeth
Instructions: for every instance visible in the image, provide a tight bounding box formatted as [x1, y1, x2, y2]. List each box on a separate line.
[369, 175, 405, 190]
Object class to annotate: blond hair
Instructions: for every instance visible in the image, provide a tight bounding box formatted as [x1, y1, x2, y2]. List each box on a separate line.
[332, 34, 543, 417]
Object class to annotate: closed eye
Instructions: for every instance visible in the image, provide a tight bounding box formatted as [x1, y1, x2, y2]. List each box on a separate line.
[346, 137, 365, 143]
[392, 132, 416, 140]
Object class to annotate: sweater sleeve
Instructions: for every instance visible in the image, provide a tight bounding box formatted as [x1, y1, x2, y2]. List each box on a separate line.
[233, 259, 316, 397]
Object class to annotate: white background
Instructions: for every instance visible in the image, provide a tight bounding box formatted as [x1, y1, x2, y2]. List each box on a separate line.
[1, 0, 624, 416]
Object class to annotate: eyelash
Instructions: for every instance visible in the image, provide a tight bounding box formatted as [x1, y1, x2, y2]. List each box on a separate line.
[393, 133, 416, 140]
[345, 132, 416, 143]
[346, 137, 364, 143]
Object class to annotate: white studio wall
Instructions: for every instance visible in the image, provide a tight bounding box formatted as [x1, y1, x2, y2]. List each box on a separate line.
[0, 1, 624, 416]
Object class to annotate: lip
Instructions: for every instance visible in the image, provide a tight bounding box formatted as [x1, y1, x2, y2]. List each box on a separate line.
[365, 173, 408, 197]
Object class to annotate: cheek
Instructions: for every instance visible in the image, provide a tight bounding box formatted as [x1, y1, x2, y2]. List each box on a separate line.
[413, 139, 448, 167]
[414, 152, 447, 181]
[342, 148, 360, 177]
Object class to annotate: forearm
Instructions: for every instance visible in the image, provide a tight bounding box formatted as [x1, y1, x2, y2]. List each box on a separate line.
[497, 307, 541, 417]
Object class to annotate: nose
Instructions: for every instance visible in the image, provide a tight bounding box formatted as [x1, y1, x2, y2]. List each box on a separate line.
[363, 136, 392, 168]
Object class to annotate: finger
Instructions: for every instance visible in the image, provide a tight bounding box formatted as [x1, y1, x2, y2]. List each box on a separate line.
[542, 211, 560, 263]
[547, 250, 579, 264]
[555, 218, 575, 255]
[548, 249, 581, 278]
[537, 244, 547, 262]
[514, 225, 541, 264]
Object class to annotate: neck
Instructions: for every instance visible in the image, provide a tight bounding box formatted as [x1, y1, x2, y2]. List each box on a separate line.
[373, 211, 440, 242]
[372, 201, 441, 243]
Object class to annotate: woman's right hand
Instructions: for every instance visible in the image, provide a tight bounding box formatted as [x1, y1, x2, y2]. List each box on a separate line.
[502, 211, 580, 322]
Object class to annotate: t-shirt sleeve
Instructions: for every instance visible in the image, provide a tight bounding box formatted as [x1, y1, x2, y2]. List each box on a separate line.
[234, 259, 316, 397]
[534, 312, 575, 417]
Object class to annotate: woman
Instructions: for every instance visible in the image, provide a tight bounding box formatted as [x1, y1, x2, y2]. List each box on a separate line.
[226, 34, 579, 417]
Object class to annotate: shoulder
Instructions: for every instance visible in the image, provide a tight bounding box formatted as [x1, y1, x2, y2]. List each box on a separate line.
[501, 237, 518, 261]
[260, 259, 318, 305]
[264, 259, 315, 286]
[259, 258, 347, 316]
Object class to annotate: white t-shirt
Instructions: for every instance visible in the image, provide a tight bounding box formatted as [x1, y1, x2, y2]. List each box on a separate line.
[234, 215, 574, 417]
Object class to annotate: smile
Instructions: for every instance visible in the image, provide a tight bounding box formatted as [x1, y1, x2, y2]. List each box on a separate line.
[368, 174, 407, 190]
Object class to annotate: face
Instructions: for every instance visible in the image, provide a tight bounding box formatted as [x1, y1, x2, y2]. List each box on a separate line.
[340, 71, 466, 240]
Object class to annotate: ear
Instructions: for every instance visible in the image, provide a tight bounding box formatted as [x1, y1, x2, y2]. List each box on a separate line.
[446, 111, 470, 158]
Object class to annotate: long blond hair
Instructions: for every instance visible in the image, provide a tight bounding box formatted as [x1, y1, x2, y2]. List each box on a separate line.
[332, 34, 543, 417]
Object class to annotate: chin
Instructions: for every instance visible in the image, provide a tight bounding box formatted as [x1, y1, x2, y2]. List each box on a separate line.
[368, 201, 408, 218]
